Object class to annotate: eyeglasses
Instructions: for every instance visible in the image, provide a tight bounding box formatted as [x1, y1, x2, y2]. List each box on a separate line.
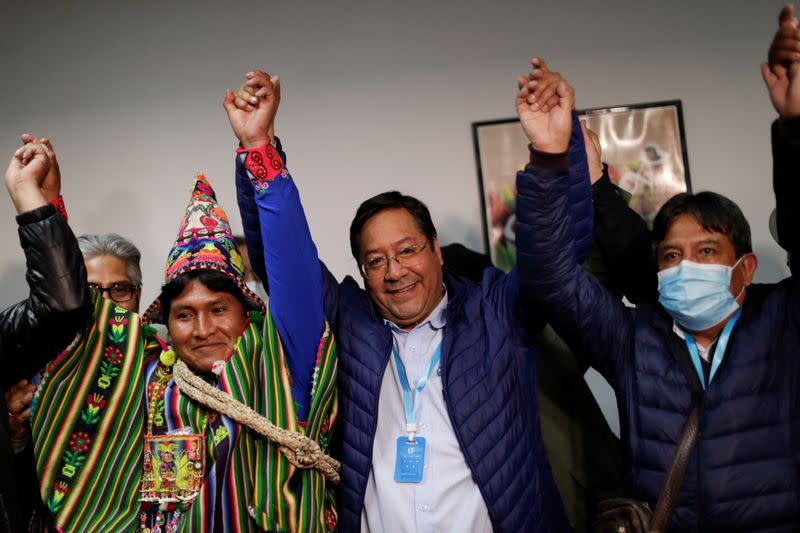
[360, 242, 429, 279]
[89, 282, 140, 303]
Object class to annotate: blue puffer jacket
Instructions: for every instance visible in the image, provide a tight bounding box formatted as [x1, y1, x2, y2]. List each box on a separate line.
[236, 115, 593, 532]
[516, 119, 800, 532]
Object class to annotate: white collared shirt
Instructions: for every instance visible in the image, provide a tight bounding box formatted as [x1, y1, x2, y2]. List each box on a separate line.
[360, 290, 493, 533]
[672, 322, 717, 362]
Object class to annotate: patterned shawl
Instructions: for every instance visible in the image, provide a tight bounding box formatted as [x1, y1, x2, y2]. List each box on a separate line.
[31, 295, 337, 532]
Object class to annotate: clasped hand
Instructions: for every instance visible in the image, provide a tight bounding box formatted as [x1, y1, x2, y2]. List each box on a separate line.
[516, 57, 575, 154]
[5, 135, 60, 214]
[223, 69, 281, 148]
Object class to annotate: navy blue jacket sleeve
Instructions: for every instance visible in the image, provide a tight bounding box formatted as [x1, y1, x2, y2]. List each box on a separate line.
[235, 141, 324, 421]
[567, 111, 594, 263]
[506, 113, 594, 327]
[515, 153, 633, 388]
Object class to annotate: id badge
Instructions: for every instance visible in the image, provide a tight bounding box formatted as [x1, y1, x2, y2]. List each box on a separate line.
[394, 436, 426, 483]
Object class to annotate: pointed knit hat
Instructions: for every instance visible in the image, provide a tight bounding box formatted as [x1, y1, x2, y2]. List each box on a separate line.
[142, 173, 266, 324]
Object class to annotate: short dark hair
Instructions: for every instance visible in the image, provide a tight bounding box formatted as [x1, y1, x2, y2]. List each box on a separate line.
[652, 191, 752, 257]
[349, 191, 438, 261]
[159, 270, 249, 320]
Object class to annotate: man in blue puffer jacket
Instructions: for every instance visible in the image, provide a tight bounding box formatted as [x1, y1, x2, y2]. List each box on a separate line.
[232, 59, 591, 532]
[516, 13, 800, 532]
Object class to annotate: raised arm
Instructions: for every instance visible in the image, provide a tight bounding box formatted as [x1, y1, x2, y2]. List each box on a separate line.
[514, 68, 633, 386]
[224, 70, 324, 421]
[232, 78, 342, 333]
[771, 117, 800, 270]
[1, 140, 91, 382]
[528, 58, 594, 263]
[234, 136, 287, 289]
[581, 123, 657, 303]
[764, 10, 800, 270]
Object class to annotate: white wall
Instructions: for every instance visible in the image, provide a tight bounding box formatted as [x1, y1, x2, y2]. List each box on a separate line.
[0, 0, 790, 433]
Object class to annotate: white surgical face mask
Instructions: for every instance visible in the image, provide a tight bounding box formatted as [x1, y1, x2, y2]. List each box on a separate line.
[657, 256, 745, 331]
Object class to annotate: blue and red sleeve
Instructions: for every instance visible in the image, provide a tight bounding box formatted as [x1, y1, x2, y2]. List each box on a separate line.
[236, 140, 324, 422]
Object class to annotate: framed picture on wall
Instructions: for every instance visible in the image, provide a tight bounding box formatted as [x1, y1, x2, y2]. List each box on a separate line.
[472, 100, 691, 271]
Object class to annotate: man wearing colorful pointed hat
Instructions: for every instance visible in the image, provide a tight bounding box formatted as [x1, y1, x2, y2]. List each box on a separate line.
[30, 145, 338, 529]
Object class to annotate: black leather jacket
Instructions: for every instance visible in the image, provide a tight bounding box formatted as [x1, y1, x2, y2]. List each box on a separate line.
[0, 203, 90, 532]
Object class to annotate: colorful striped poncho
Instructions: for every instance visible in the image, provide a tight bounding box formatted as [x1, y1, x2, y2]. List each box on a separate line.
[31, 295, 338, 532]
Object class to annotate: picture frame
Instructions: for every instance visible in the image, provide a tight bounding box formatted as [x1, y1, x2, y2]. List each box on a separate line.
[472, 100, 691, 270]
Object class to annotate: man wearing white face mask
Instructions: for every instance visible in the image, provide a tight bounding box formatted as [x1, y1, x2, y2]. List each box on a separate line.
[515, 6, 800, 531]
[654, 197, 757, 388]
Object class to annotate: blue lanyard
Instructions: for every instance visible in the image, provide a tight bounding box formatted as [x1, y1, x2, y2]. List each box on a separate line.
[392, 341, 442, 441]
[684, 309, 741, 390]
